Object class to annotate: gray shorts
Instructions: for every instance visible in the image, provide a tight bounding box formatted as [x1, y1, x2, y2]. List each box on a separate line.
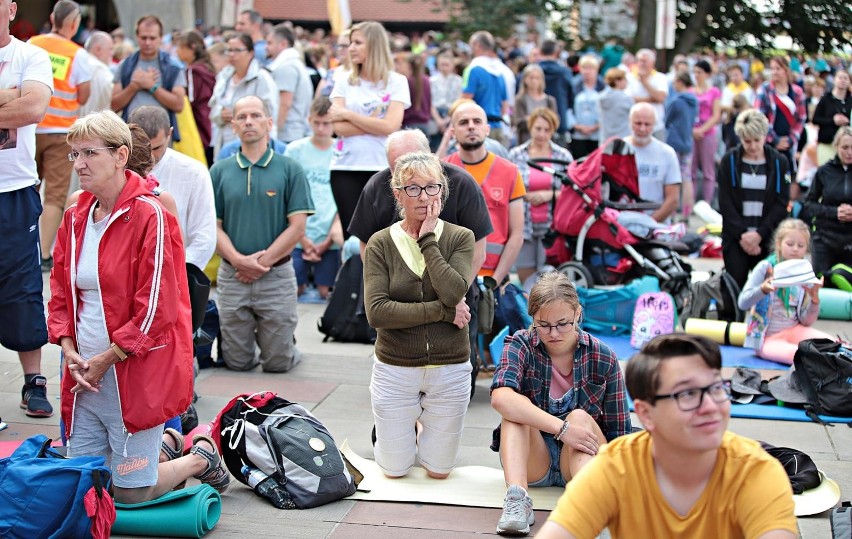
[68, 366, 163, 488]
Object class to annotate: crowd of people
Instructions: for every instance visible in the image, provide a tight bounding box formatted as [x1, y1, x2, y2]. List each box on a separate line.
[1, 0, 848, 535]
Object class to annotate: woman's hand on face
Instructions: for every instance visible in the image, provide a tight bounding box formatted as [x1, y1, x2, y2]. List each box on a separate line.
[561, 422, 600, 456]
[419, 198, 441, 239]
[452, 300, 471, 329]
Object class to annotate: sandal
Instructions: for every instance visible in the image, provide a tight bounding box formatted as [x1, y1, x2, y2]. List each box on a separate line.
[190, 434, 230, 493]
[160, 428, 184, 461]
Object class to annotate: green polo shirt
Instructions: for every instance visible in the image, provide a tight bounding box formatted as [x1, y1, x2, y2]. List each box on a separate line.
[211, 147, 315, 255]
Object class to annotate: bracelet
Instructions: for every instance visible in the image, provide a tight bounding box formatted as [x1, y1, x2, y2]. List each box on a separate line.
[110, 342, 128, 362]
[554, 420, 570, 442]
[149, 83, 160, 94]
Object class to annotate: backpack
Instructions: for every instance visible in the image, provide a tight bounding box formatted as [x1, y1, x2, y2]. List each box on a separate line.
[318, 255, 376, 344]
[0, 435, 115, 539]
[682, 271, 743, 322]
[826, 263, 852, 292]
[832, 502, 852, 539]
[211, 392, 357, 509]
[793, 339, 852, 421]
[493, 282, 533, 335]
[630, 291, 678, 348]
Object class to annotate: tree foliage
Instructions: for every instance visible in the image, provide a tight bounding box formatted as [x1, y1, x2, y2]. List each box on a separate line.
[396, 0, 552, 38]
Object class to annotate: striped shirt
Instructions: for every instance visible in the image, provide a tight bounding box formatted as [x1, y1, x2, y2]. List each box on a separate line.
[740, 159, 767, 232]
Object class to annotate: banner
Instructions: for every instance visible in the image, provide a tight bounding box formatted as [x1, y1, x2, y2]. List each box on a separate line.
[327, 0, 352, 36]
[655, 0, 676, 50]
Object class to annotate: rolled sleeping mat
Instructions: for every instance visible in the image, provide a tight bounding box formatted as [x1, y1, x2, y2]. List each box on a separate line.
[113, 484, 221, 537]
[684, 318, 747, 347]
[818, 288, 852, 321]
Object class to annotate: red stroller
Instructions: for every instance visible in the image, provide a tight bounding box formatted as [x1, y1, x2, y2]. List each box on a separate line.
[529, 138, 692, 310]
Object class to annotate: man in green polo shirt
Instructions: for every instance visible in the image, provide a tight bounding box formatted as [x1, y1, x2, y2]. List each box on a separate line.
[211, 95, 314, 372]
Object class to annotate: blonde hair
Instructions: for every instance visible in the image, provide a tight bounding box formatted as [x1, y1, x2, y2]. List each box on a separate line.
[390, 152, 449, 218]
[517, 63, 545, 98]
[773, 218, 811, 261]
[67, 110, 132, 155]
[348, 21, 393, 86]
[833, 125, 852, 148]
[527, 272, 582, 323]
[734, 109, 769, 140]
[578, 54, 600, 70]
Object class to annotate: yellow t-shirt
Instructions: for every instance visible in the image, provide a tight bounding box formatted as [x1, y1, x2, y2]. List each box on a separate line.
[547, 431, 797, 539]
[389, 219, 444, 277]
[460, 153, 526, 277]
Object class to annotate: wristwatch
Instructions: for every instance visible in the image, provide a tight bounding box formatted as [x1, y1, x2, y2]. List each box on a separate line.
[110, 342, 128, 362]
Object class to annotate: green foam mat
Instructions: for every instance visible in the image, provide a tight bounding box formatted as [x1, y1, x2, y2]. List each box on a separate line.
[113, 484, 221, 537]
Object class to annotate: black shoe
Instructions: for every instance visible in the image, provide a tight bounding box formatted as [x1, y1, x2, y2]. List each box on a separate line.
[21, 375, 53, 417]
[40, 257, 53, 272]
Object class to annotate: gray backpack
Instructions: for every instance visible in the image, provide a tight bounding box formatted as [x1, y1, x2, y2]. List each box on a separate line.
[682, 271, 743, 323]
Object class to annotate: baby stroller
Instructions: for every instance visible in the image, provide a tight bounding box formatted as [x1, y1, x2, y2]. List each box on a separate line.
[529, 138, 692, 312]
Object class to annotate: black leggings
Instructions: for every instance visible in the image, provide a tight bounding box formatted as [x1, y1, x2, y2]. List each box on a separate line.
[331, 169, 375, 240]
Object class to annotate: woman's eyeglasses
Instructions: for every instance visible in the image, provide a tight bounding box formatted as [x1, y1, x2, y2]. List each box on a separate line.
[67, 147, 115, 161]
[533, 320, 575, 335]
[398, 184, 442, 198]
[225, 48, 247, 54]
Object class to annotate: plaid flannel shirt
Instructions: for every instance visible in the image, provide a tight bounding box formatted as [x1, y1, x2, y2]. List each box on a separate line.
[754, 81, 806, 146]
[490, 328, 631, 451]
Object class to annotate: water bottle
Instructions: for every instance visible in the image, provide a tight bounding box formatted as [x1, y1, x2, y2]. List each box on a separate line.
[241, 465, 296, 509]
[707, 299, 719, 321]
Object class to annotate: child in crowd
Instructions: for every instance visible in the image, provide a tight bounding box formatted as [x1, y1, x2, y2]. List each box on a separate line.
[738, 219, 836, 365]
[284, 97, 343, 299]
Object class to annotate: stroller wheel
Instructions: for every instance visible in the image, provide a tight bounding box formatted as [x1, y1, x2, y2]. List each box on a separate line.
[556, 262, 595, 289]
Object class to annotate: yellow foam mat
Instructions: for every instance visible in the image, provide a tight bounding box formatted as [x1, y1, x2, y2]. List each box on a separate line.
[340, 440, 565, 510]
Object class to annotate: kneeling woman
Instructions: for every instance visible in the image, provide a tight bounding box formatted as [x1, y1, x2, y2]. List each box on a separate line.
[490, 272, 631, 536]
[364, 152, 474, 479]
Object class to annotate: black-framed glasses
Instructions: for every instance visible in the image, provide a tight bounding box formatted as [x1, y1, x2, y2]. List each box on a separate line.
[397, 184, 442, 198]
[67, 147, 116, 161]
[654, 380, 732, 411]
[533, 320, 576, 335]
[225, 48, 247, 54]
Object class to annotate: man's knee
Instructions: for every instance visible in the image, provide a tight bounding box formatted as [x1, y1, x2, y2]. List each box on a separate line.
[112, 485, 157, 505]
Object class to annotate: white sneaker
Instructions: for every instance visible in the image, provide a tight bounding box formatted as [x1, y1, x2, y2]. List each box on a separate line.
[497, 485, 535, 535]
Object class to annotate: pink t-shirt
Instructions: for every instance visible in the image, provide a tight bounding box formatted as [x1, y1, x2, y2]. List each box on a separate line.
[528, 162, 553, 224]
[693, 86, 721, 135]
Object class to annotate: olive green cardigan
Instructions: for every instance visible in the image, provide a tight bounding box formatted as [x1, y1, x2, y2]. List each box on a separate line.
[364, 222, 474, 367]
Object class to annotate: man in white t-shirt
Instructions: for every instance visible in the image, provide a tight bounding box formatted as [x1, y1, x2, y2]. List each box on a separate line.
[128, 106, 216, 271]
[79, 31, 114, 117]
[626, 49, 669, 139]
[624, 103, 681, 223]
[266, 24, 312, 143]
[0, 0, 55, 418]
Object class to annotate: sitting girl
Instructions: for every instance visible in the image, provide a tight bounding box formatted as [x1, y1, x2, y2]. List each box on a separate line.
[490, 272, 631, 536]
[738, 218, 836, 365]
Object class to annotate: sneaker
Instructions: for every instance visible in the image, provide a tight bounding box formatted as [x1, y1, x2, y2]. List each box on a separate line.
[497, 485, 535, 536]
[190, 434, 230, 492]
[21, 375, 53, 418]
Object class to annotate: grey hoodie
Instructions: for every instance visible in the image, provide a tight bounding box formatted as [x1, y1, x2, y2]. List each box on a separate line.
[598, 87, 634, 143]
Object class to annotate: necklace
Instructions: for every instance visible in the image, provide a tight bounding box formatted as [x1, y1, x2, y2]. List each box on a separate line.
[743, 161, 764, 175]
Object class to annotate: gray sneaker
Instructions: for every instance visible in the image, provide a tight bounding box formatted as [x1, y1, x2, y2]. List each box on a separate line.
[497, 485, 535, 535]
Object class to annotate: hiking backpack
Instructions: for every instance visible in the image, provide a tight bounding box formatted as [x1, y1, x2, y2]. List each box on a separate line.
[211, 392, 357, 509]
[682, 271, 743, 322]
[630, 291, 678, 348]
[793, 339, 852, 420]
[0, 435, 114, 538]
[317, 255, 376, 344]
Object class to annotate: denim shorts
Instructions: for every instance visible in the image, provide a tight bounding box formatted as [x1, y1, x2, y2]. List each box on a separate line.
[528, 435, 567, 488]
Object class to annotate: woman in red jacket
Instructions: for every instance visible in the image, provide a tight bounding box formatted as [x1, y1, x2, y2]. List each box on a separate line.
[48, 110, 229, 503]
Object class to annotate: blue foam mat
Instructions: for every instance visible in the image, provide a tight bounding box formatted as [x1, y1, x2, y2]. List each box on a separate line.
[625, 394, 852, 423]
[597, 335, 785, 371]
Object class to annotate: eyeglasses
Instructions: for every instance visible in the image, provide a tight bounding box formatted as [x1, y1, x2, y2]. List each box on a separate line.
[397, 184, 442, 198]
[225, 48, 247, 54]
[67, 147, 115, 161]
[533, 320, 576, 335]
[654, 380, 732, 411]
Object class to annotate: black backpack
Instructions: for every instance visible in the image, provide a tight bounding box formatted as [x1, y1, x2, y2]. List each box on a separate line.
[682, 271, 743, 322]
[793, 339, 852, 421]
[317, 255, 376, 344]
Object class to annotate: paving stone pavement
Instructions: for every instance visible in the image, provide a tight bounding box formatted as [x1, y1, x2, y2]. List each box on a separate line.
[1, 258, 848, 538]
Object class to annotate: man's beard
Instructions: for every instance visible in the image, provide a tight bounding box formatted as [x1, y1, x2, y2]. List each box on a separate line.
[459, 138, 485, 151]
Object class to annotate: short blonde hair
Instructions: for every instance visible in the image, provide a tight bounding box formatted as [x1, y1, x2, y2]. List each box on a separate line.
[390, 152, 449, 218]
[67, 110, 132, 154]
[734, 109, 769, 140]
[578, 54, 599, 70]
[833, 125, 852, 148]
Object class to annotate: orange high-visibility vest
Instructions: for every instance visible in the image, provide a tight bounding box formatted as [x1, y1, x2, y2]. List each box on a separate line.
[446, 152, 519, 271]
[28, 34, 84, 130]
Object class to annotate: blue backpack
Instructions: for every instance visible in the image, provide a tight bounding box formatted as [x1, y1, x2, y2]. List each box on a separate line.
[0, 435, 114, 538]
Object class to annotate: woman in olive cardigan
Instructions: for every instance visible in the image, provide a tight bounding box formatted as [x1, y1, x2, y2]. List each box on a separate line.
[364, 152, 474, 480]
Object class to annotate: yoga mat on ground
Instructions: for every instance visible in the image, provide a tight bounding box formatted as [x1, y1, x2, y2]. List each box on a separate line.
[113, 484, 221, 538]
[818, 288, 852, 320]
[340, 440, 564, 510]
[683, 319, 746, 346]
[625, 394, 852, 423]
[598, 335, 785, 370]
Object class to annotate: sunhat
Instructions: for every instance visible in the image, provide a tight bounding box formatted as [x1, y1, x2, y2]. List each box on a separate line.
[766, 369, 809, 405]
[794, 471, 841, 516]
[730, 367, 764, 404]
[771, 259, 822, 288]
